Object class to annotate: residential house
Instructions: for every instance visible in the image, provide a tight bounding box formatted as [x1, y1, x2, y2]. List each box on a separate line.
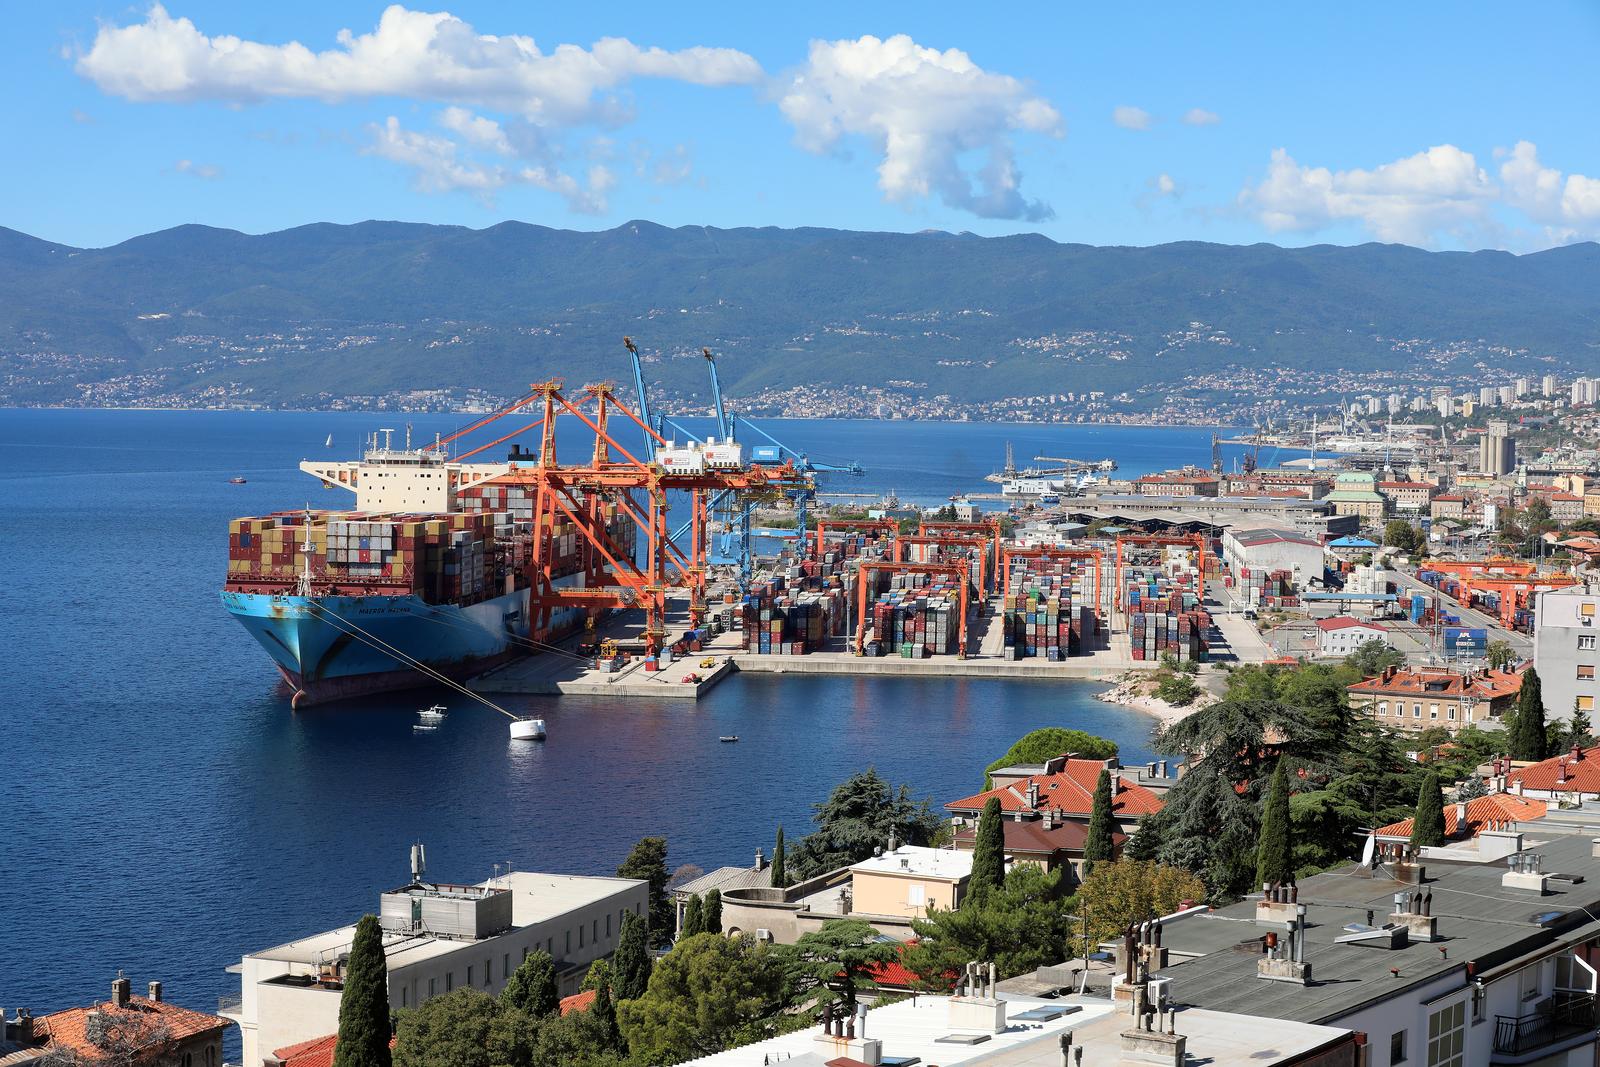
[1549, 492, 1585, 524]
[1373, 791, 1547, 845]
[3, 977, 229, 1067]
[944, 755, 1162, 882]
[1347, 665, 1525, 733]
[1508, 744, 1600, 802]
[673, 851, 778, 937]
[1377, 480, 1436, 514]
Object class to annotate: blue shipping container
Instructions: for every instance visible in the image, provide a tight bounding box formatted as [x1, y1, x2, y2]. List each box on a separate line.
[1442, 626, 1488, 658]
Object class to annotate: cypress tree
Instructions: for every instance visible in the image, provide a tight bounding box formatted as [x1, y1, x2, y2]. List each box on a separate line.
[969, 796, 1006, 899]
[612, 911, 652, 1001]
[1081, 769, 1116, 877]
[771, 826, 787, 887]
[681, 894, 704, 938]
[591, 974, 623, 1053]
[703, 888, 722, 934]
[500, 949, 559, 1018]
[1509, 668, 1547, 761]
[1256, 758, 1294, 888]
[333, 914, 392, 1067]
[1411, 769, 1447, 848]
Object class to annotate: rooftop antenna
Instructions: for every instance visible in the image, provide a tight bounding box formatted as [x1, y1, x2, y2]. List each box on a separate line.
[379, 427, 395, 452]
[405, 423, 412, 450]
[410, 841, 428, 885]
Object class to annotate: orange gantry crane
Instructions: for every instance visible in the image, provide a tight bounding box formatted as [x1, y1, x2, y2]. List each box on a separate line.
[467, 380, 804, 657]
[812, 517, 900, 557]
[852, 560, 972, 658]
[919, 518, 1004, 579]
[1112, 533, 1210, 610]
[894, 535, 993, 594]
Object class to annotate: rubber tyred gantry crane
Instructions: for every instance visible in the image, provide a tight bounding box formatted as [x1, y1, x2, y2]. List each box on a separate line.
[1112, 533, 1210, 610]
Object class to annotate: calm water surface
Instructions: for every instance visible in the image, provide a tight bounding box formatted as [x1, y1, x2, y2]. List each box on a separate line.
[0, 409, 1221, 1024]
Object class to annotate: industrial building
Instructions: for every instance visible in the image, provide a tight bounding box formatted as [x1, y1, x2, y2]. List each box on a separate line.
[1314, 616, 1391, 657]
[223, 852, 647, 1067]
[1221, 527, 1326, 587]
[1481, 420, 1517, 475]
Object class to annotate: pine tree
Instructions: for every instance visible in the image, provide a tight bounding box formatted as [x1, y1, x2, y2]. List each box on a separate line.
[616, 836, 672, 944]
[1410, 770, 1447, 849]
[612, 911, 652, 1001]
[1256, 758, 1294, 888]
[681, 894, 704, 938]
[969, 796, 1006, 899]
[1509, 668, 1547, 761]
[703, 888, 722, 934]
[333, 915, 392, 1067]
[771, 826, 787, 888]
[500, 949, 559, 1019]
[1082, 769, 1116, 877]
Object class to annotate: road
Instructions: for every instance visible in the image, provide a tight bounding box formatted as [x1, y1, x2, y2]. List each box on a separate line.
[1387, 567, 1532, 658]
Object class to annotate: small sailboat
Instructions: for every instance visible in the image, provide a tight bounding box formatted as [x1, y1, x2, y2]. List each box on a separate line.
[325, 433, 334, 448]
[509, 716, 546, 740]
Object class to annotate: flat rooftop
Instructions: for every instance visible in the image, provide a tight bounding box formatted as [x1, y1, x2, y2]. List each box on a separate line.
[250, 871, 642, 967]
[681, 994, 1351, 1067]
[851, 844, 973, 880]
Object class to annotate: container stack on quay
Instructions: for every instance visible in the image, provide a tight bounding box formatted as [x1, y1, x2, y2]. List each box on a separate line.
[805, 531, 894, 580]
[1000, 559, 1099, 661]
[863, 572, 968, 659]
[1121, 557, 1211, 663]
[740, 576, 849, 656]
[1227, 567, 1299, 610]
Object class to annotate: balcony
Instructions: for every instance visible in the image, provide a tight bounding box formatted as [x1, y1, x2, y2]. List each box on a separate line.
[1493, 992, 1597, 1059]
[216, 994, 242, 1017]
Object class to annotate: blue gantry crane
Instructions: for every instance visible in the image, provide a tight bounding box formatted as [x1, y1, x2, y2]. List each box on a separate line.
[621, 338, 864, 594]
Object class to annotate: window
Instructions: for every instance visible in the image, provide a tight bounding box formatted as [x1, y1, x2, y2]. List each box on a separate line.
[1414, 704, 1423, 718]
[1580, 665, 1596, 680]
[1379, 701, 1389, 716]
[1520, 963, 1541, 1002]
[504, 953, 511, 979]
[486, 958, 492, 985]
[1448, 707, 1457, 720]
[401, 987, 408, 1007]
[606, 914, 611, 938]
[593, 919, 599, 944]
[1430, 704, 1439, 719]
[1582, 696, 1596, 713]
[1580, 635, 1597, 651]
[1391, 1029, 1407, 1064]
[579, 924, 585, 949]
[429, 977, 436, 997]
[467, 965, 473, 987]
[446, 972, 454, 992]
[907, 884, 926, 907]
[1427, 1001, 1465, 1067]
[1583, 602, 1597, 618]
[566, 931, 572, 954]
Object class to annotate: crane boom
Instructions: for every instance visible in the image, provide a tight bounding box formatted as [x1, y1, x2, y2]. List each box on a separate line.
[622, 336, 656, 462]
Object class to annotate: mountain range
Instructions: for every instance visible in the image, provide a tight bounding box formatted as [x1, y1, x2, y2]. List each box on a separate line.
[3, 219, 1597, 414]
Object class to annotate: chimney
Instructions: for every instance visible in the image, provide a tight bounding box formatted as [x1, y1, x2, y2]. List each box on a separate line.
[1027, 781, 1041, 809]
[754, 848, 766, 872]
[1574, 743, 1584, 762]
[147, 981, 162, 1004]
[13, 1010, 34, 1044]
[1455, 801, 1468, 832]
[111, 975, 131, 1010]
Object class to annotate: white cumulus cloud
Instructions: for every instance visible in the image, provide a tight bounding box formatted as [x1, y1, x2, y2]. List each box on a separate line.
[1112, 105, 1151, 131]
[777, 34, 1061, 221]
[173, 158, 221, 179]
[75, 4, 763, 122]
[1498, 141, 1600, 242]
[1155, 173, 1177, 196]
[1181, 108, 1219, 127]
[1239, 145, 1498, 246]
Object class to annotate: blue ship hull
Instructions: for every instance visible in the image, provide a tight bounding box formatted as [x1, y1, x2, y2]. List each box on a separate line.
[221, 586, 581, 707]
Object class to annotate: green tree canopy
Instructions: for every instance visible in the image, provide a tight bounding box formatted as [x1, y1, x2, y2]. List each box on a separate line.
[771, 827, 787, 888]
[783, 918, 897, 1017]
[786, 769, 945, 880]
[1152, 769, 1259, 901]
[617, 837, 673, 944]
[681, 895, 704, 939]
[500, 949, 559, 1020]
[1082, 770, 1116, 877]
[983, 728, 1118, 787]
[1486, 640, 1516, 672]
[1383, 519, 1420, 553]
[969, 797, 1006, 899]
[334, 914, 393, 1067]
[392, 989, 499, 1067]
[1256, 759, 1294, 888]
[612, 911, 652, 1002]
[1073, 860, 1207, 959]
[903, 864, 1070, 986]
[616, 934, 787, 1064]
[1508, 668, 1547, 761]
[1411, 770, 1447, 849]
[703, 889, 722, 935]
[1346, 638, 1404, 678]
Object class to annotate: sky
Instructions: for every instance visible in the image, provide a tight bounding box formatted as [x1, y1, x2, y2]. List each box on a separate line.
[5, 2, 1599, 251]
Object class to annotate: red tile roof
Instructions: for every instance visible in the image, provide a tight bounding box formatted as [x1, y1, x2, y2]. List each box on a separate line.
[945, 757, 1162, 818]
[952, 818, 1126, 857]
[559, 990, 597, 1016]
[276, 1034, 338, 1067]
[1375, 792, 1546, 840]
[1349, 666, 1524, 700]
[39, 996, 228, 1061]
[1508, 745, 1600, 795]
[1315, 615, 1385, 633]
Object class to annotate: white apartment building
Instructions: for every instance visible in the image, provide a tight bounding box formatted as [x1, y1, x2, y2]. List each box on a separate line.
[1533, 588, 1600, 725]
[224, 861, 647, 1067]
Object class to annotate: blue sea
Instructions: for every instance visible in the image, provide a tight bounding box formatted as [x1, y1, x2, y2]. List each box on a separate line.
[0, 409, 1237, 1035]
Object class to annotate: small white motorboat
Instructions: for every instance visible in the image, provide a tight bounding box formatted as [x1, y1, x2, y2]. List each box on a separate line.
[417, 704, 448, 723]
[509, 716, 546, 741]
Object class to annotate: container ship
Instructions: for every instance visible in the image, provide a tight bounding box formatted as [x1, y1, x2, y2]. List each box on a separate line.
[221, 431, 635, 707]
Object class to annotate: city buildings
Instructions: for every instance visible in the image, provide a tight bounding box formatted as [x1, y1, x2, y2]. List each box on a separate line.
[1221, 527, 1326, 587]
[847, 845, 973, 918]
[1324, 472, 1387, 525]
[1347, 665, 1525, 733]
[945, 755, 1163, 882]
[1480, 420, 1517, 476]
[1134, 470, 1221, 496]
[1532, 588, 1600, 728]
[224, 861, 647, 1067]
